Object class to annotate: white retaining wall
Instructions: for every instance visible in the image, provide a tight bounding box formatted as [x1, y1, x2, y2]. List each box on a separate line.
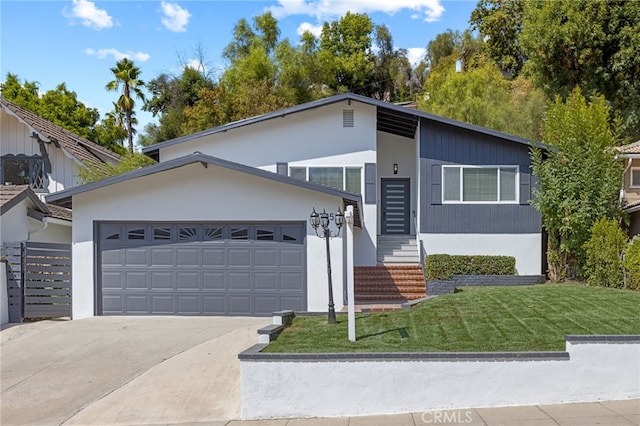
[239, 337, 640, 419]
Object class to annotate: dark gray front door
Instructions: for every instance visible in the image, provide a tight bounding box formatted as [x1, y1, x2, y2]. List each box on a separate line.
[97, 222, 306, 316]
[381, 178, 410, 234]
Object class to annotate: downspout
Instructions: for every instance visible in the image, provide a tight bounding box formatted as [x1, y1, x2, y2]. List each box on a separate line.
[28, 216, 48, 240]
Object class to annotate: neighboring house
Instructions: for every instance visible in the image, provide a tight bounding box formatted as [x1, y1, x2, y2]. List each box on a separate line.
[616, 140, 640, 235]
[47, 93, 543, 319]
[1, 96, 121, 323]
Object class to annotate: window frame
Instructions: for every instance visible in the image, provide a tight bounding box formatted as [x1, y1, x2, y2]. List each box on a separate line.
[288, 165, 363, 194]
[441, 165, 520, 204]
[0, 154, 48, 192]
[630, 167, 640, 188]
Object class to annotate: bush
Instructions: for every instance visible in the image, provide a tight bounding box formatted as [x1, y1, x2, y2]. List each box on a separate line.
[583, 218, 626, 288]
[623, 237, 640, 290]
[425, 254, 516, 280]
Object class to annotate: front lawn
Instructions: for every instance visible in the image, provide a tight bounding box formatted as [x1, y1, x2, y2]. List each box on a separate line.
[264, 283, 640, 353]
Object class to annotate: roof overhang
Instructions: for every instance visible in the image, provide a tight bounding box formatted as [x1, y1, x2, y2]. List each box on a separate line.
[47, 152, 364, 227]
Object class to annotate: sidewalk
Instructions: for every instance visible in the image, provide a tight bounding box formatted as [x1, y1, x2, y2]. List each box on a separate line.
[213, 399, 639, 426]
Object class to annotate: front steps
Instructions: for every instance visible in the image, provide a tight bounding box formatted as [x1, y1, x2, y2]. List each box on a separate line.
[377, 234, 420, 264]
[354, 265, 426, 303]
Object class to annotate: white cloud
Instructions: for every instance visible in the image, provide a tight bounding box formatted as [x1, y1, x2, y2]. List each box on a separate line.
[406, 47, 427, 66]
[268, 0, 445, 23]
[160, 2, 191, 32]
[184, 59, 206, 73]
[296, 22, 323, 38]
[85, 48, 150, 62]
[65, 0, 113, 30]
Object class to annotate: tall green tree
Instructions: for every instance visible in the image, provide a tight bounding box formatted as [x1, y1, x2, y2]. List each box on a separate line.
[531, 89, 622, 281]
[318, 12, 376, 94]
[470, 0, 525, 78]
[106, 58, 146, 153]
[521, 0, 640, 140]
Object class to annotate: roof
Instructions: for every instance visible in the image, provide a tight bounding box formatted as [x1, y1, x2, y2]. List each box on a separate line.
[0, 97, 121, 171]
[46, 204, 72, 221]
[143, 92, 545, 159]
[46, 152, 364, 227]
[0, 185, 48, 216]
[616, 140, 640, 156]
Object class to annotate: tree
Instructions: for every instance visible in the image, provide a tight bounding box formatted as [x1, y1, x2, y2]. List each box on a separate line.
[318, 12, 376, 94]
[531, 89, 622, 281]
[106, 58, 146, 153]
[76, 151, 156, 183]
[520, 0, 640, 141]
[470, 0, 525, 78]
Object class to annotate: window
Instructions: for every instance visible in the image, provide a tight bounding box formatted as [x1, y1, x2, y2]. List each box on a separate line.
[631, 168, 640, 188]
[1, 155, 46, 191]
[289, 166, 362, 194]
[442, 166, 518, 203]
[153, 227, 172, 240]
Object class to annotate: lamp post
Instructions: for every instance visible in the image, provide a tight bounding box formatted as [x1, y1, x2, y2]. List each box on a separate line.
[310, 207, 344, 324]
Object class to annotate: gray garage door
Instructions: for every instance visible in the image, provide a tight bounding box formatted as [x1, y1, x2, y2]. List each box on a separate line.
[97, 222, 306, 316]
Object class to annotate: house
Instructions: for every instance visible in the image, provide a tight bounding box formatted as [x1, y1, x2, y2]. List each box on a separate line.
[616, 140, 640, 235]
[47, 93, 543, 319]
[1, 96, 121, 323]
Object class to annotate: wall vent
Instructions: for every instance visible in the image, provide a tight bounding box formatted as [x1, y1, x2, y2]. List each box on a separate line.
[343, 109, 354, 127]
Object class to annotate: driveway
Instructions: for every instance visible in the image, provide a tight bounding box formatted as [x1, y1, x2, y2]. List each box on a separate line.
[1, 316, 269, 426]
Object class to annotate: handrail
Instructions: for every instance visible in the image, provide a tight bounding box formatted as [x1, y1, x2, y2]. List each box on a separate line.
[412, 210, 427, 268]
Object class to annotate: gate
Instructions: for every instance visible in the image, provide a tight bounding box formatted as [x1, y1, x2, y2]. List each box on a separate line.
[2, 242, 71, 322]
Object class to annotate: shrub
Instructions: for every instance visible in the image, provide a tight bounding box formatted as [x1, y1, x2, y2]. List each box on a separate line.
[583, 218, 626, 288]
[623, 237, 640, 290]
[425, 254, 516, 280]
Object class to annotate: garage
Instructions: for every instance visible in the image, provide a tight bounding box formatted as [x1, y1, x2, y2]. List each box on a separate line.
[97, 221, 306, 316]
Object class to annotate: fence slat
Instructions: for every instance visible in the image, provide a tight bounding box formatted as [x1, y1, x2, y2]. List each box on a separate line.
[24, 288, 72, 296]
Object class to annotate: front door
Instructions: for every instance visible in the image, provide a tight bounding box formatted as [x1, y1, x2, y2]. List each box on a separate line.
[381, 178, 410, 234]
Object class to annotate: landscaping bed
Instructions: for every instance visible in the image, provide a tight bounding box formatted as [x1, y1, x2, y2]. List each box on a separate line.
[263, 283, 640, 353]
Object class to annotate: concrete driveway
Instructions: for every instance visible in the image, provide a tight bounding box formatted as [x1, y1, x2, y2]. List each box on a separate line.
[1, 316, 269, 426]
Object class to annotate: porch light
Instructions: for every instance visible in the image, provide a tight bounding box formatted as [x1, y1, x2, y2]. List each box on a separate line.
[393, 163, 398, 174]
[310, 206, 344, 324]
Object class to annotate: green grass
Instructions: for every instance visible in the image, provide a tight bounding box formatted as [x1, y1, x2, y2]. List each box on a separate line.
[264, 283, 640, 353]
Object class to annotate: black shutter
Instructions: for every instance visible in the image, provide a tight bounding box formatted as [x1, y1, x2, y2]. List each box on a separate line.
[431, 164, 441, 205]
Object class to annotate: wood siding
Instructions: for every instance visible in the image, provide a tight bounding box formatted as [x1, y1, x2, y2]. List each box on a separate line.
[419, 119, 541, 234]
[1, 109, 78, 193]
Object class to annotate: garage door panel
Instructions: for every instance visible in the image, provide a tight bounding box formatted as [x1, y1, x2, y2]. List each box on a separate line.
[281, 249, 304, 267]
[151, 248, 173, 266]
[151, 272, 173, 289]
[125, 248, 147, 266]
[98, 222, 306, 316]
[125, 271, 148, 289]
[255, 272, 278, 290]
[228, 248, 251, 267]
[203, 248, 225, 266]
[177, 296, 201, 314]
[125, 295, 150, 313]
[203, 295, 226, 314]
[228, 272, 251, 290]
[151, 295, 175, 314]
[228, 295, 252, 314]
[280, 272, 304, 290]
[177, 271, 199, 289]
[203, 272, 225, 290]
[254, 296, 277, 314]
[280, 296, 305, 311]
[177, 248, 199, 266]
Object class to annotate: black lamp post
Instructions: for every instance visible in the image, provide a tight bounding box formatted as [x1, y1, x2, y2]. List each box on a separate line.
[310, 207, 344, 324]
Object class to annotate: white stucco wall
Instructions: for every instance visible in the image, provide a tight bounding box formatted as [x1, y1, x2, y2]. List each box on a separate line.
[240, 340, 640, 419]
[71, 163, 348, 319]
[0, 202, 30, 243]
[422, 233, 542, 275]
[1, 108, 79, 193]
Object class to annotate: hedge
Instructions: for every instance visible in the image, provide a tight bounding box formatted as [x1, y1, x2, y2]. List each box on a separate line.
[425, 254, 516, 280]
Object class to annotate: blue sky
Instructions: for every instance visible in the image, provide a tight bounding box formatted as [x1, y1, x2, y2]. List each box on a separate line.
[1, 0, 477, 143]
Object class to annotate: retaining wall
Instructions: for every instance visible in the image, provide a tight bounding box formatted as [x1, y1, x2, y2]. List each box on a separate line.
[239, 335, 640, 419]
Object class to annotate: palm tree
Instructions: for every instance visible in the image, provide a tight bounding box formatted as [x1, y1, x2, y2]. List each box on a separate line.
[106, 58, 145, 153]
